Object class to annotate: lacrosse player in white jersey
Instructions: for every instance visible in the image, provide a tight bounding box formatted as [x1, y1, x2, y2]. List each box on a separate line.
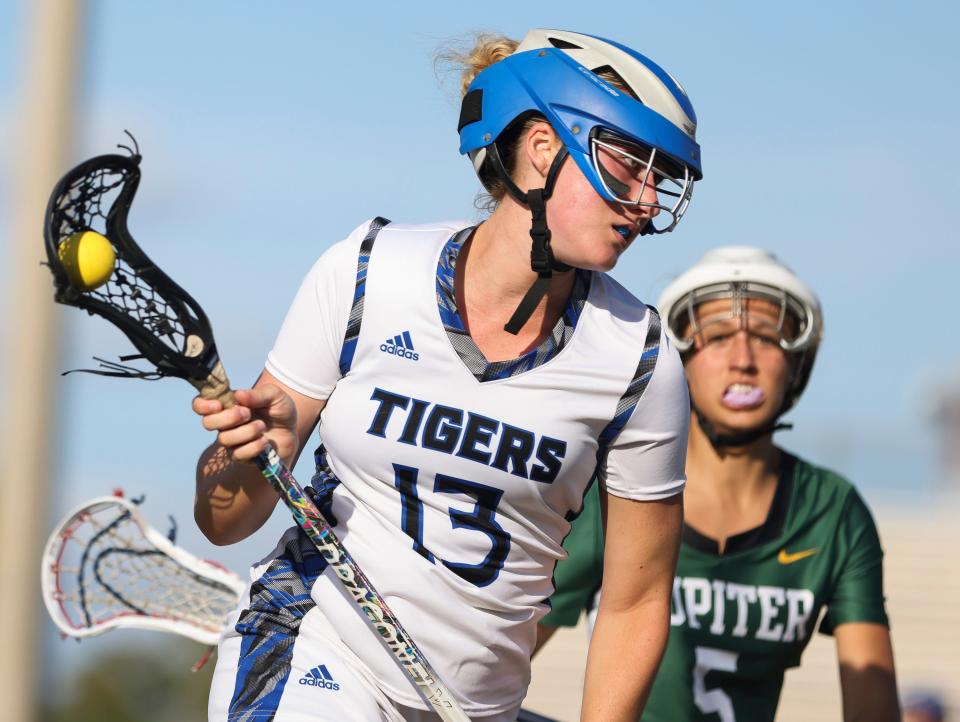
[193, 28, 703, 721]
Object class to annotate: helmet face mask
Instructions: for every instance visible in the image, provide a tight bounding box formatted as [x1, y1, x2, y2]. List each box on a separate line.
[667, 281, 817, 354]
[589, 129, 694, 233]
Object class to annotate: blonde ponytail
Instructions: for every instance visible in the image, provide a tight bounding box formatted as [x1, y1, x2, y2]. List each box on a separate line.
[437, 33, 519, 98]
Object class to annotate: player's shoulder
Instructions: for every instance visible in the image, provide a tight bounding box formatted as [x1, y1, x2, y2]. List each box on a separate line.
[374, 218, 473, 256]
[790, 452, 857, 496]
[786, 451, 874, 525]
[378, 218, 473, 236]
[584, 272, 674, 370]
[326, 217, 471, 259]
[305, 219, 470, 287]
[588, 270, 650, 320]
[310, 218, 380, 270]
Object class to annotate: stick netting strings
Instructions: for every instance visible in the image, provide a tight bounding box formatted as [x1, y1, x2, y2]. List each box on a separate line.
[54, 166, 196, 363]
[52, 504, 239, 635]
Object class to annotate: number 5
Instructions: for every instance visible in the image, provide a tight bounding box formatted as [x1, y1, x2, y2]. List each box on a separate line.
[693, 646, 738, 722]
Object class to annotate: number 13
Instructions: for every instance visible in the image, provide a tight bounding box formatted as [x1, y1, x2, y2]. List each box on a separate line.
[393, 463, 511, 588]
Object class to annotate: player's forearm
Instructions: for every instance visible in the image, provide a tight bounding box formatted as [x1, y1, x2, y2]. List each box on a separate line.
[194, 442, 281, 545]
[836, 623, 900, 722]
[839, 659, 900, 722]
[840, 674, 900, 722]
[580, 597, 670, 722]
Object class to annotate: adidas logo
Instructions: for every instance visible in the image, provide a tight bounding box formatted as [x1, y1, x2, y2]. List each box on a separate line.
[299, 664, 341, 690]
[380, 330, 420, 361]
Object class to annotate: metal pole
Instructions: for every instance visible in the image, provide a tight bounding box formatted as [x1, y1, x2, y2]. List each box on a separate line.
[0, 1, 85, 720]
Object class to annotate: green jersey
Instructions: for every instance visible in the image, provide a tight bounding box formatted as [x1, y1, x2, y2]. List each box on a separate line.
[542, 453, 888, 722]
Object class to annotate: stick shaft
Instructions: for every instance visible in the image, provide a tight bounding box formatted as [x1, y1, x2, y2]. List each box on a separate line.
[252, 446, 471, 721]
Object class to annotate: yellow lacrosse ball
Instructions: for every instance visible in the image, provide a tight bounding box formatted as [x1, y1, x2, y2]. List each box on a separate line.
[58, 230, 116, 290]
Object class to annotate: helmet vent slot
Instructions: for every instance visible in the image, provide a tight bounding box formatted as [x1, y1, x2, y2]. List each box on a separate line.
[591, 65, 636, 99]
[548, 37, 582, 49]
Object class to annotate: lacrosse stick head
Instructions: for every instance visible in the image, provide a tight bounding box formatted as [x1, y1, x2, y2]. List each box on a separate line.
[44, 137, 231, 403]
[42, 495, 246, 646]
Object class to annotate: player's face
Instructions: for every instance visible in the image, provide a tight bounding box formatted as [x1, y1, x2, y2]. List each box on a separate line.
[683, 298, 794, 434]
[546, 145, 661, 272]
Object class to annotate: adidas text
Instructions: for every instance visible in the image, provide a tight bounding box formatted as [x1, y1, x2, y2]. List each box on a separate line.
[380, 343, 419, 361]
[299, 664, 341, 691]
[299, 678, 341, 690]
[380, 331, 419, 361]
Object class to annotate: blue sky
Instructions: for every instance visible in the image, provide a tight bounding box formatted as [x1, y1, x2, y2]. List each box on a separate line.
[1, 0, 958, 702]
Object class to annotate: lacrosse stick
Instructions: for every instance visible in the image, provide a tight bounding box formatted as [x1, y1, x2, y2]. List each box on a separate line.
[41, 493, 244, 648]
[43, 136, 470, 721]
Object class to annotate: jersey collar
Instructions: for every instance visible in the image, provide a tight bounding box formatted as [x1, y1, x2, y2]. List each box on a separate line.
[682, 453, 798, 557]
[435, 227, 592, 383]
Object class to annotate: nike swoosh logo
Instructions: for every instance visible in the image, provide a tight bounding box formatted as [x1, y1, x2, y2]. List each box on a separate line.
[778, 548, 817, 564]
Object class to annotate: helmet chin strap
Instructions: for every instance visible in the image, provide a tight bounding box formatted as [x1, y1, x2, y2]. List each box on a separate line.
[486, 142, 572, 335]
[694, 406, 793, 449]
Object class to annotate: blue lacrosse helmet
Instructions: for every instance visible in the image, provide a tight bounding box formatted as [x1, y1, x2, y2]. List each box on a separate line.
[458, 28, 702, 234]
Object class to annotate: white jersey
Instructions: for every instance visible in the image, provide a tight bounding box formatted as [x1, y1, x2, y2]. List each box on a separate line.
[225, 218, 689, 718]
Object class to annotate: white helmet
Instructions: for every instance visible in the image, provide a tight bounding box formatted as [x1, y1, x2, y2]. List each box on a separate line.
[658, 246, 823, 410]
